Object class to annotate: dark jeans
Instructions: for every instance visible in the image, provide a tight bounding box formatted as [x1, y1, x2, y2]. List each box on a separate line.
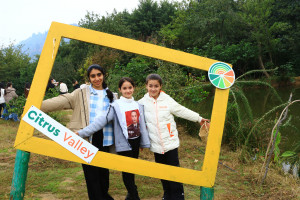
[0, 103, 5, 117]
[82, 130, 114, 200]
[118, 137, 141, 200]
[154, 148, 185, 200]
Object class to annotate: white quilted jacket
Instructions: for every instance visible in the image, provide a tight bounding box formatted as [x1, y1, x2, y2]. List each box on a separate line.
[139, 92, 202, 154]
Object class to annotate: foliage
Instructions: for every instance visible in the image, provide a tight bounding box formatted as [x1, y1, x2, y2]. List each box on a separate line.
[128, 0, 177, 41]
[159, 0, 243, 48]
[189, 39, 257, 75]
[156, 60, 209, 104]
[107, 55, 157, 93]
[281, 146, 300, 170]
[2, 0, 297, 94]
[1, 0, 299, 167]
[4, 88, 64, 124]
[44, 88, 60, 100]
[5, 96, 27, 118]
[4, 88, 61, 122]
[44, 88, 66, 124]
[0, 43, 37, 95]
[79, 10, 133, 38]
[185, 74, 209, 103]
[216, 69, 289, 156]
[273, 129, 281, 162]
[274, 62, 295, 83]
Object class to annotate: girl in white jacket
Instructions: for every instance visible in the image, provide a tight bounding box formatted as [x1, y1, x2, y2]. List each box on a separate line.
[138, 74, 210, 200]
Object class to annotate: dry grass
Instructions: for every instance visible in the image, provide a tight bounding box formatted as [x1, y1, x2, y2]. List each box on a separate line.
[0, 118, 299, 199]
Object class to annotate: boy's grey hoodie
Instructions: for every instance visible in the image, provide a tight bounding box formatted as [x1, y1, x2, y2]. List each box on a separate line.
[78, 100, 150, 152]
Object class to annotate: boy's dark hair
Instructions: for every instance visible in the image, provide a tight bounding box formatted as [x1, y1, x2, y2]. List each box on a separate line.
[86, 64, 114, 103]
[118, 77, 135, 89]
[146, 74, 163, 85]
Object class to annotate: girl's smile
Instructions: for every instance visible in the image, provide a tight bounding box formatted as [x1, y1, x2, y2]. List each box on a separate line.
[119, 81, 134, 99]
[89, 69, 103, 90]
[146, 80, 162, 99]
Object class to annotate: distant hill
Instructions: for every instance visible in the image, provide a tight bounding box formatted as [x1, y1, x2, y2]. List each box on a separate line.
[19, 31, 47, 58]
[18, 23, 77, 59]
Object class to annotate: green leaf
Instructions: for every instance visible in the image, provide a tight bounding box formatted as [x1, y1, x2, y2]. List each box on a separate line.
[281, 151, 296, 158]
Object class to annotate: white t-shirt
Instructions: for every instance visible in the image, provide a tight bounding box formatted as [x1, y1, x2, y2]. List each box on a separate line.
[80, 84, 87, 89]
[0, 89, 5, 104]
[117, 96, 140, 139]
[59, 83, 68, 93]
[95, 89, 105, 118]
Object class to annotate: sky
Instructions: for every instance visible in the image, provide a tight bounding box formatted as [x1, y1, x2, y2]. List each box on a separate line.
[0, 0, 148, 46]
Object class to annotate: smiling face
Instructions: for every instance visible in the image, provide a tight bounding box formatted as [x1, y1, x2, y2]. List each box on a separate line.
[89, 69, 103, 90]
[119, 81, 134, 99]
[146, 79, 162, 99]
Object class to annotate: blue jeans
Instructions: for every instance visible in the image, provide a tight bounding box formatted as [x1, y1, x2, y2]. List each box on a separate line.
[1, 104, 19, 121]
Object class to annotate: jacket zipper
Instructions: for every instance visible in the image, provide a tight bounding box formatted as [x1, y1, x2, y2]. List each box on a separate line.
[154, 98, 165, 154]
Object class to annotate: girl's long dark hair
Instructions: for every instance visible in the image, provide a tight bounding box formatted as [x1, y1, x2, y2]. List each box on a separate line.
[87, 64, 114, 103]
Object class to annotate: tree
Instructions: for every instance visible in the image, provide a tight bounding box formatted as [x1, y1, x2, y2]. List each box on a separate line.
[79, 10, 133, 38]
[239, 0, 281, 78]
[0, 43, 34, 94]
[270, 0, 300, 75]
[128, 0, 177, 41]
[159, 0, 243, 49]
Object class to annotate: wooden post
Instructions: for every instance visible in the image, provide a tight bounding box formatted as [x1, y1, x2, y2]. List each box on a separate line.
[200, 186, 214, 200]
[10, 150, 30, 200]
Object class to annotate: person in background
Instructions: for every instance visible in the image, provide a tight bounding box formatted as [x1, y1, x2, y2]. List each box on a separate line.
[46, 78, 55, 91]
[73, 80, 80, 90]
[80, 81, 89, 89]
[59, 81, 68, 94]
[138, 74, 210, 200]
[0, 83, 6, 118]
[24, 82, 31, 99]
[41, 64, 115, 200]
[3, 82, 18, 121]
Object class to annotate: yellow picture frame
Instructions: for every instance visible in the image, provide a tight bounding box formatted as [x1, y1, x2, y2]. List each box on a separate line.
[14, 22, 230, 187]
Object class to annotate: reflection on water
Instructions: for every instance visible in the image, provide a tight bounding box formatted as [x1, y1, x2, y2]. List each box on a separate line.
[182, 84, 300, 152]
[245, 85, 300, 151]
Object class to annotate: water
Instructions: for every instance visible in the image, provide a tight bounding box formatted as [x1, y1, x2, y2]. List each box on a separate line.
[245, 85, 300, 151]
[182, 84, 300, 152]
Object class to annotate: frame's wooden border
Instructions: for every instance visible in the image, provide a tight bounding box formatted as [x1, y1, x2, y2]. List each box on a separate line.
[14, 22, 230, 187]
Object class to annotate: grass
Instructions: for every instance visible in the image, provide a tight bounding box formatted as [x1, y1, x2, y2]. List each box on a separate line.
[0, 117, 299, 200]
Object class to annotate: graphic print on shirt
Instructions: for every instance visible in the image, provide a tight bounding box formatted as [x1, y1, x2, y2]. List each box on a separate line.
[167, 123, 174, 137]
[126, 109, 141, 139]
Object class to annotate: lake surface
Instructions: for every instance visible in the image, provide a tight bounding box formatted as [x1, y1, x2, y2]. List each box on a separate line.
[182, 84, 300, 152]
[246, 85, 300, 151]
